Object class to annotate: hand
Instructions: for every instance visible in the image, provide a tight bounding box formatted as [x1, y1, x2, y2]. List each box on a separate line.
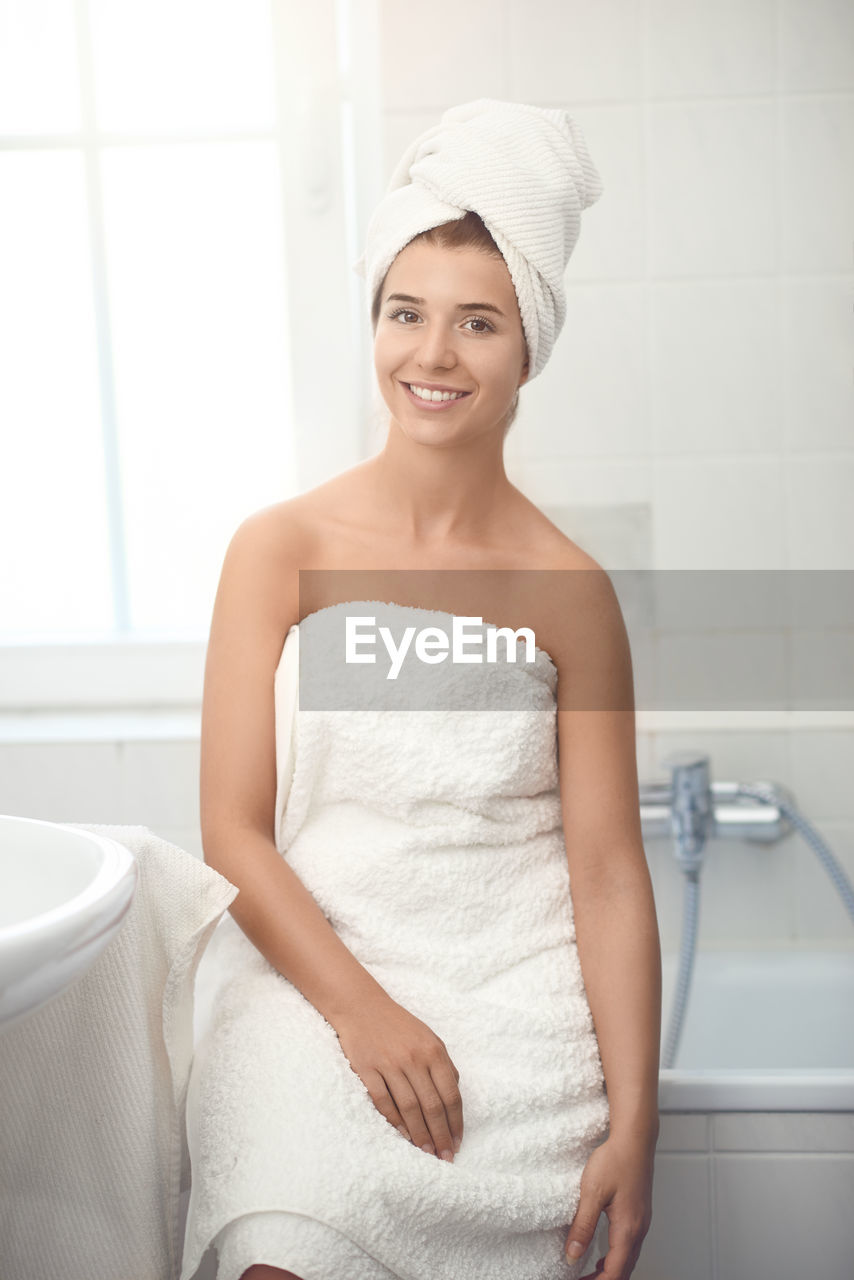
[330, 994, 463, 1163]
[565, 1134, 655, 1278]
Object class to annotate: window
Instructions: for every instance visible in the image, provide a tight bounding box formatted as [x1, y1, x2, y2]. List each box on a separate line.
[0, 0, 381, 710]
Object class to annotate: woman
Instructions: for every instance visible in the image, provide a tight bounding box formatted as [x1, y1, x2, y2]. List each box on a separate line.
[183, 100, 661, 1280]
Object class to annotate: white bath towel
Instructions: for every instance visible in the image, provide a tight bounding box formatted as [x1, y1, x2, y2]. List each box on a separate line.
[181, 601, 612, 1280]
[0, 823, 238, 1280]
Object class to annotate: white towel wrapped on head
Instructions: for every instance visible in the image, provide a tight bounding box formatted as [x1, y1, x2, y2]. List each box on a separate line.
[353, 97, 604, 380]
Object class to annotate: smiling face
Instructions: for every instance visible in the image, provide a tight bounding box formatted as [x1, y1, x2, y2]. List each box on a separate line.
[372, 237, 529, 443]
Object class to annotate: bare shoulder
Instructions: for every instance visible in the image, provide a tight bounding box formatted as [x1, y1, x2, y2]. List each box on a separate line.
[219, 463, 374, 626]
[215, 496, 319, 639]
[233, 492, 317, 549]
[255, 460, 377, 546]
[227, 462, 366, 566]
[510, 502, 625, 682]
[505, 487, 602, 570]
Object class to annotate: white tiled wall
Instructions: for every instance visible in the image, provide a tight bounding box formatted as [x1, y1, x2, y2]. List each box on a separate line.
[376, 0, 853, 576]
[634, 1112, 854, 1280]
[375, 0, 854, 948]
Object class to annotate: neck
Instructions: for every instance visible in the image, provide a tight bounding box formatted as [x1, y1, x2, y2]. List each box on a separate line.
[367, 420, 515, 545]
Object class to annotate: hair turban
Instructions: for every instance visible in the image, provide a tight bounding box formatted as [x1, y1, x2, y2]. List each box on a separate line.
[352, 97, 603, 381]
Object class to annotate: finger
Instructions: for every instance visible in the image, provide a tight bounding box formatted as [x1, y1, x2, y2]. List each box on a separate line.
[361, 1068, 413, 1141]
[382, 1068, 433, 1153]
[405, 1065, 457, 1161]
[578, 1259, 606, 1280]
[594, 1225, 636, 1280]
[576, 1250, 605, 1278]
[566, 1198, 605, 1265]
[623, 1241, 643, 1279]
[429, 1058, 464, 1153]
[599, 1223, 637, 1274]
[578, 1258, 607, 1280]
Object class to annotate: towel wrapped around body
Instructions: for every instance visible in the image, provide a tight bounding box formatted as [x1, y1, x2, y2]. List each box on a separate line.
[182, 601, 611, 1280]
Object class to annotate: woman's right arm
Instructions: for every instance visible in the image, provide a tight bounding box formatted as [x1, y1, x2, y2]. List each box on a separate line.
[199, 509, 463, 1163]
[200, 508, 384, 1025]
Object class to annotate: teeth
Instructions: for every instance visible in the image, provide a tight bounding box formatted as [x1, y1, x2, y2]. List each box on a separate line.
[408, 384, 466, 402]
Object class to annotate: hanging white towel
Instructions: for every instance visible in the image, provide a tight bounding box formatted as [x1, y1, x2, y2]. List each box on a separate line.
[0, 823, 238, 1280]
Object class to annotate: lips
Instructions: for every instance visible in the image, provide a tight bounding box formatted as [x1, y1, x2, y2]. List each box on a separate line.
[401, 382, 473, 411]
[405, 380, 470, 394]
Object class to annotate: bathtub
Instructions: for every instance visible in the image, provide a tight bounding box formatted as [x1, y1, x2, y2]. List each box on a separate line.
[633, 946, 854, 1280]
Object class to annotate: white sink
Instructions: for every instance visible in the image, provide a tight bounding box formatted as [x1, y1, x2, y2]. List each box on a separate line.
[0, 814, 138, 1031]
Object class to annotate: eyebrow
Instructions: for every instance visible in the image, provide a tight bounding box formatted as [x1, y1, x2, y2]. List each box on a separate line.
[385, 292, 507, 318]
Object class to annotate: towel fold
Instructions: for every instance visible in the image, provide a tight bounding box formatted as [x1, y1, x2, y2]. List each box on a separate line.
[0, 823, 238, 1280]
[273, 622, 299, 855]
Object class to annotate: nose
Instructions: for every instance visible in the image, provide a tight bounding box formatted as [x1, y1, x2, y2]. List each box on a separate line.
[415, 321, 459, 372]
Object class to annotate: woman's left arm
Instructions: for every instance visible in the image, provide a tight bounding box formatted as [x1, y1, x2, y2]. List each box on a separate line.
[547, 565, 662, 1278]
